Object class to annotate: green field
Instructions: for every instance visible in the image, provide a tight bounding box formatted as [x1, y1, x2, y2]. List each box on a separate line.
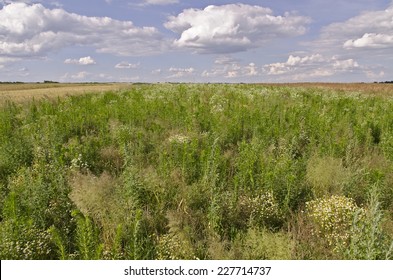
[1, 83, 393, 259]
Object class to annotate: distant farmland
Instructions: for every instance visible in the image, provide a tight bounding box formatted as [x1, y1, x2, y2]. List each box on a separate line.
[0, 83, 131, 103]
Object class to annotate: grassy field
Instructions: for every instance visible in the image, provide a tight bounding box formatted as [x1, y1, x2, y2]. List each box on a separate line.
[1, 83, 393, 259]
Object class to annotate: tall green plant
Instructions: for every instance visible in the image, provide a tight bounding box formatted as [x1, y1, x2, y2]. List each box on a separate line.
[343, 186, 393, 259]
[72, 210, 103, 260]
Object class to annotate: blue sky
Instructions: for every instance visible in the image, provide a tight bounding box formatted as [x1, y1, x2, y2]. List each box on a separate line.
[1, 0, 393, 82]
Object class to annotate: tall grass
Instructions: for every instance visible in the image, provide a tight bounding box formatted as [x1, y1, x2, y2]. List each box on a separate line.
[1, 83, 392, 259]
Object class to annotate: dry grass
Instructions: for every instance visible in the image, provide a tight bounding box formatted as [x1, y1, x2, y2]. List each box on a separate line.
[0, 83, 131, 104]
[68, 171, 119, 245]
[306, 155, 350, 197]
[68, 171, 117, 220]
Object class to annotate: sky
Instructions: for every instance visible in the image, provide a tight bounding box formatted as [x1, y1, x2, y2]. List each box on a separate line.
[0, 0, 393, 83]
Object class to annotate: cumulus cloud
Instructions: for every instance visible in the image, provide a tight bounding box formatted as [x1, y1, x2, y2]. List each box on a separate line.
[245, 63, 258, 76]
[164, 4, 310, 54]
[115, 61, 140, 69]
[0, 3, 166, 58]
[202, 55, 259, 79]
[64, 56, 96, 65]
[344, 33, 393, 49]
[264, 54, 361, 80]
[265, 54, 325, 75]
[318, 4, 393, 50]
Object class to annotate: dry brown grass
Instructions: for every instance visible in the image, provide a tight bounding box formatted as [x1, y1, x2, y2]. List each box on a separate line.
[306, 155, 350, 197]
[0, 83, 131, 104]
[68, 171, 119, 245]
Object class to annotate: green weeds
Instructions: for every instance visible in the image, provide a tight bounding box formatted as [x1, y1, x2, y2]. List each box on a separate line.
[1, 84, 392, 259]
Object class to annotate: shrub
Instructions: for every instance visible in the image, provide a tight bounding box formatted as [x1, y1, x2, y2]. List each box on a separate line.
[239, 191, 283, 230]
[305, 195, 364, 252]
[0, 219, 53, 259]
[342, 187, 393, 259]
[156, 233, 197, 260]
[306, 156, 349, 197]
[208, 228, 293, 260]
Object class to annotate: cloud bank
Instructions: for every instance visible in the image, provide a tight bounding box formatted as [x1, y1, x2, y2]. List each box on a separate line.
[318, 4, 393, 51]
[263, 54, 364, 81]
[0, 3, 166, 58]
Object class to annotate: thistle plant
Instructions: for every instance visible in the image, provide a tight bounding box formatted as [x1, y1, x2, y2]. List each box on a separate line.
[343, 186, 393, 260]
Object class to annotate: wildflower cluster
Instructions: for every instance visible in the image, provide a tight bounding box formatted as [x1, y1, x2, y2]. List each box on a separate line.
[239, 191, 282, 229]
[0, 222, 53, 259]
[168, 134, 191, 144]
[70, 154, 89, 170]
[209, 94, 227, 114]
[156, 233, 197, 260]
[306, 195, 364, 250]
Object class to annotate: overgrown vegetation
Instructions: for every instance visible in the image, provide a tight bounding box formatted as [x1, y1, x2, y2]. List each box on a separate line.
[1, 83, 392, 259]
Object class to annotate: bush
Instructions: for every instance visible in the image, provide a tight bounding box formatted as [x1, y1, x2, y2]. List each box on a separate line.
[208, 227, 293, 259]
[0, 219, 53, 259]
[305, 195, 364, 252]
[342, 187, 393, 259]
[306, 156, 349, 197]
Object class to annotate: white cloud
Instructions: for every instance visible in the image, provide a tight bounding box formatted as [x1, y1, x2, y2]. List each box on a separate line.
[0, 0, 32, 4]
[167, 67, 195, 78]
[202, 56, 259, 79]
[0, 3, 166, 58]
[214, 56, 238, 65]
[115, 61, 140, 69]
[318, 4, 393, 51]
[265, 54, 325, 75]
[142, 0, 178, 5]
[344, 33, 393, 49]
[164, 4, 310, 54]
[245, 63, 258, 76]
[264, 54, 362, 80]
[64, 56, 96, 65]
[1, 1, 61, 8]
[71, 71, 89, 79]
[333, 58, 359, 70]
